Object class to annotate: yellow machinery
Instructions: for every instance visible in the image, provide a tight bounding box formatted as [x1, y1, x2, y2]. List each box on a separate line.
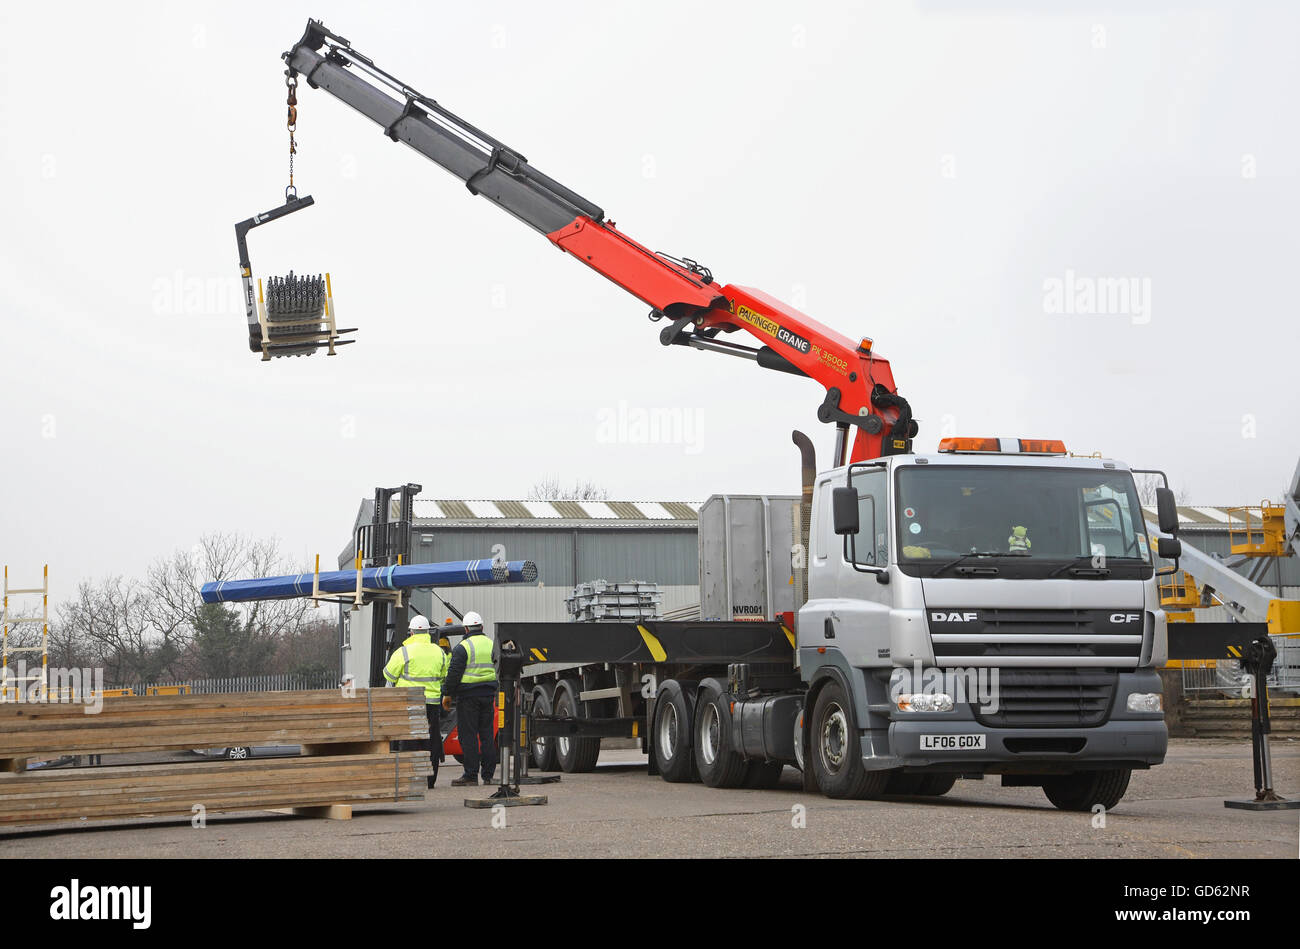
[1228, 502, 1290, 558]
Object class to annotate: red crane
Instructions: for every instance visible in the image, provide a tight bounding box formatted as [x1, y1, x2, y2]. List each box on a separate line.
[257, 19, 917, 465]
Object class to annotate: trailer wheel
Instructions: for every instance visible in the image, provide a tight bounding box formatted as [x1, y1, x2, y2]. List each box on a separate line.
[553, 679, 600, 773]
[809, 680, 889, 799]
[528, 682, 558, 772]
[652, 679, 698, 783]
[1042, 769, 1131, 811]
[743, 761, 786, 789]
[693, 678, 749, 789]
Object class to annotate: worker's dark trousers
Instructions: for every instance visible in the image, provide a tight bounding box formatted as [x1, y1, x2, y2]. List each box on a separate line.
[457, 693, 498, 782]
[424, 703, 442, 788]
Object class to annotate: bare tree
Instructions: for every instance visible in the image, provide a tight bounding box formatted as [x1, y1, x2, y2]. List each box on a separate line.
[147, 532, 314, 679]
[527, 478, 610, 501]
[55, 577, 182, 686]
[273, 615, 340, 679]
[1135, 475, 1192, 506]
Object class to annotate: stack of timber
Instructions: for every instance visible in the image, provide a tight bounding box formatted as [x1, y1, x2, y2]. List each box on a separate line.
[0, 753, 430, 826]
[0, 688, 432, 827]
[0, 688, 427, 761]
[1179, 697, 1300, 739]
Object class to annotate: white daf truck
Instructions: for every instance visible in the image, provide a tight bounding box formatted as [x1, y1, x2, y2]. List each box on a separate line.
[508, 436, 1180, 811]
[788, 436, 1175, 807]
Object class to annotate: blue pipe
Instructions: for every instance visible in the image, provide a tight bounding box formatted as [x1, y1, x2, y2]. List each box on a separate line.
[200, 558, 538, 604]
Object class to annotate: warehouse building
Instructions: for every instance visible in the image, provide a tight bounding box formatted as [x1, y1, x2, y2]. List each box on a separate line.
[334, 497, 1296, 684]
[336, 498, 702, 685]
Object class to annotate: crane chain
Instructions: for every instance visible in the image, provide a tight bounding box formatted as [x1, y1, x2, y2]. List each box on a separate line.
[286, 70, 299, 200]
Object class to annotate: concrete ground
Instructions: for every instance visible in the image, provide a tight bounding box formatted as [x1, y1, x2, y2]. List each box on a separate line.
[3, 738, 1297, 858]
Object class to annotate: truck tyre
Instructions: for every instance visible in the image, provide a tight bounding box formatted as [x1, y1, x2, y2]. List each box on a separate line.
[529, 682, 558, 772]
[744, 761, 786, 789]
[810, 680, 889, 800]
[1043, 769, 1131, 811]
[553, 679, 601, 773]
[885, 773, 922, 795]
[693, 678, 749, 789]
[653, 679, 698, 783]
[916, 774, 957, 796]
[886, 773, 957, 796]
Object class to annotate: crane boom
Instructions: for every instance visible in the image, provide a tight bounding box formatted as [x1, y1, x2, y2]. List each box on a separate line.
[282, 19, 915, 464]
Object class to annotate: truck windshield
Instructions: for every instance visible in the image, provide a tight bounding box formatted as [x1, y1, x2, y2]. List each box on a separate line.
[895, 466, 1150, 573]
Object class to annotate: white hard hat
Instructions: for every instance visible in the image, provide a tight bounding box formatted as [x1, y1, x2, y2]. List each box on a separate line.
[409, 615, 431, 632]
[462, 611, 484, 631]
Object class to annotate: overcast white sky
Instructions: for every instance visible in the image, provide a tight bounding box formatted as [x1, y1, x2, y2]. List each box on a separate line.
[1, 1, 1296, 592]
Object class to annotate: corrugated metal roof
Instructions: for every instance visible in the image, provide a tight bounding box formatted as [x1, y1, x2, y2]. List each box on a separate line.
[1141, 505, 1260, 531]
[436, 500, 475, 519]
[660, 501, 699, 520]
[403, 499, 702, 525]
[495, 500, 534, 519]
[606, 501, 645, 519]
[551, 500, 591, 520]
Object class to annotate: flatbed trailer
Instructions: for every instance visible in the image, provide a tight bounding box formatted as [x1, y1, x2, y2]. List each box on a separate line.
[503, 619, 798, 783]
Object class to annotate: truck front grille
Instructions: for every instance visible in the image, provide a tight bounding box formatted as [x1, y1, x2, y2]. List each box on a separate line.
[928, 608, 1144, 669]
[972, 669, 1117, 728]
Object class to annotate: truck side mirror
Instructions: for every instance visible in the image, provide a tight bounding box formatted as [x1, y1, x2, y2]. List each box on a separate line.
[1156, 537, 1181, 559]
[1155, 487, 1179, 535]
[832, 487, 859, 535]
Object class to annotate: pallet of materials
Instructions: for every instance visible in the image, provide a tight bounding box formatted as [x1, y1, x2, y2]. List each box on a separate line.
[0, 750, 431, 826]
[566, 579, 662, 623]
[0, 688, 428, 765]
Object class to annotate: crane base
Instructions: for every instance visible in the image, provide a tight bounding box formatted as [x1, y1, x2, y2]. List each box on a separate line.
[1224, 793, 1300, 811]
[464, 790, 547, 808]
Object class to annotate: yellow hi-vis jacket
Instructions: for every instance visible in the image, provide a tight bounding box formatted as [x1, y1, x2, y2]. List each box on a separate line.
[383, 632, 450, 703]
[458, 633, 498, 686]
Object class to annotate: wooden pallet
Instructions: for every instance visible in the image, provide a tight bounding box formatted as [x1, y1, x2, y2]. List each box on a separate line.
[0, 688, 428, 765]
[0, 750, 431, 826]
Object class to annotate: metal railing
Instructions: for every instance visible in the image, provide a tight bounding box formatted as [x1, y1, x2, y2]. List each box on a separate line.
[107, 672, 341, 696]
[1180, 634, 1300, 696]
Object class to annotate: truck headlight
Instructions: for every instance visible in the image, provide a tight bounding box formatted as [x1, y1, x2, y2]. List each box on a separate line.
[897, 693, 954, 712]
[1126, 692, 1162, 713]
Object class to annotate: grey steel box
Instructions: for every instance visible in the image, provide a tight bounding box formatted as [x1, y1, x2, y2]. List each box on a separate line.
[698, 495, 799, 622]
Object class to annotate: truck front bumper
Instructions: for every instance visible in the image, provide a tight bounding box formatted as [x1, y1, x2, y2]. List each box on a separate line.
[881, 718, 1167, 772]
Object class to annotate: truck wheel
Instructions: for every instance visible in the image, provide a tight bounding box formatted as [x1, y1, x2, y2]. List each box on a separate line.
[1043, 769, 1131, 811]
[885, 773, 955, 796]
[916, 774, 957, 796]
[744, 761, 786, 789]
[653, 679, 698, 783]
[810, 680, 888, 799]
[693, 678, 749, 788]
[529, 683, 558, 772]
[553, 679, 600, 773]
[885, 773, 923, 795]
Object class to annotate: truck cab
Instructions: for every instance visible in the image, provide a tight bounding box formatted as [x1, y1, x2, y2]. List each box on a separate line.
[798, 438, 1169, 808]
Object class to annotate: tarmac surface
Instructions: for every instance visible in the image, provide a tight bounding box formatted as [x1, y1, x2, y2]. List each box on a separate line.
[3, 738, 1297, 858]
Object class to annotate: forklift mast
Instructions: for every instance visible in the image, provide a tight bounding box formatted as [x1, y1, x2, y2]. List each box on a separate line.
[359, 482, 421, 688]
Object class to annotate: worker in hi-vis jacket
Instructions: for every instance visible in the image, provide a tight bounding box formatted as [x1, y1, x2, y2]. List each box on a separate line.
[442, 611, 499, 787]
[384, 615, 449, 788]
